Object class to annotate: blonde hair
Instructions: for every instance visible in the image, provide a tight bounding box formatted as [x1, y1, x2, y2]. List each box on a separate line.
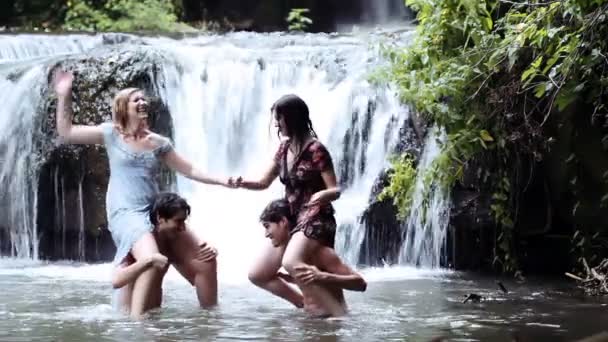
[111, 88, 141, 133]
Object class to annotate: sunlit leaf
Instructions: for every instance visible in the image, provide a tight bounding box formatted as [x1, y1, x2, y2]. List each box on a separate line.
[480, 129, 494, 142]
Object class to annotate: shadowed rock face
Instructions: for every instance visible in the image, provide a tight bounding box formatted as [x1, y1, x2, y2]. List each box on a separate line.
[35, 47, 174, 262]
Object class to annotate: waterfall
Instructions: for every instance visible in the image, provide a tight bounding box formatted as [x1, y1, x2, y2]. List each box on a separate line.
[0, 65, 46, 259]
[0, 31, 451, 273]
[151, 32, 409, 280]
[360, 0, 410, 25]
[398, 127, 450, 268]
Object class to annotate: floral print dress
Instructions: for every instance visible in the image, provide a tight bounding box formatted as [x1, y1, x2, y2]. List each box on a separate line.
[274, 139, 337, 248]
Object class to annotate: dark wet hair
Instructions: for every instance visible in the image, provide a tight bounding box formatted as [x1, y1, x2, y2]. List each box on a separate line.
[148, 192, 191, 226]
[271, 94, 317, 144]
[259, 199, 295, 226]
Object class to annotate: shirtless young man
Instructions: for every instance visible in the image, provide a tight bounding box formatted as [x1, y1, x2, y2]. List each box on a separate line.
[257, 199, 367, 317]
[113, 192, 218, 313]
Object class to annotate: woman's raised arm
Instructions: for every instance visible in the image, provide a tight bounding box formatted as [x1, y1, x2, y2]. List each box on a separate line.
[53, 70, 104, 145]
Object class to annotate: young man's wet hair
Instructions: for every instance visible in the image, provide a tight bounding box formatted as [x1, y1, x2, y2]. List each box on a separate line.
[259, 199, 295, 225]
[147, 192, 191, 226]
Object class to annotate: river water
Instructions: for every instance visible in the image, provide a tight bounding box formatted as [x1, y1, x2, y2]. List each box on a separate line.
[1, 259, 607, 341]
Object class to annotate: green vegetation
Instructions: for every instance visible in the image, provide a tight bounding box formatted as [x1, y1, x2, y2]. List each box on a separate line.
[379, 153, 418, 219]
[1, 1, 315, 33]
[383, 0, 608, 273]
[286, 8, 313, 32]
[63, 0, 189, 32]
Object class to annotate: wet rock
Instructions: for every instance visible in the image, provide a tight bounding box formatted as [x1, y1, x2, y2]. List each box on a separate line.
[462, 293, 484, 303]
[35, 47, 173, 262]
[357, 169, 403, 266]
[446, 161, 495, 270]
[496, 281, 509, 294]
[0, 225, 11, 255]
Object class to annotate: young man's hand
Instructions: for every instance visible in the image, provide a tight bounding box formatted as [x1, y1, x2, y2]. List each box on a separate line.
[195, 242, 218, 262]
[147, 253, 169, 270]
[294, 264, 326, 284]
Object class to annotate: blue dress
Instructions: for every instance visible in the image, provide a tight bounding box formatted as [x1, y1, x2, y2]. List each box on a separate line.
[100, 122, 173, 264]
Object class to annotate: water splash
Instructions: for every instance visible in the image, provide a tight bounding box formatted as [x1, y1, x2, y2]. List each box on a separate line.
[398, 127, 450, 268]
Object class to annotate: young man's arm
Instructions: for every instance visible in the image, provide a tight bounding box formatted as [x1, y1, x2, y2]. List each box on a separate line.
[112, 254, 167, 289]
[294, 247, 367, 292]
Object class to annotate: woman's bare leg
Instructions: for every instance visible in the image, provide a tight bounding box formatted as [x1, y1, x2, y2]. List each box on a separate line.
[168, 229, 218, 308]
[248, 240, 303, 308]
[129, 232, 163, 319]
[282, 232, 346, 316]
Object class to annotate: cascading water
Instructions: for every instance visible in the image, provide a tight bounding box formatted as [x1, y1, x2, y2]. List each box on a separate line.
[0, 34, 104, 63]
[0, 33, 121, 259]
[77, 174, 86, 261]
[361, 0, 410, 24]
[151, 33, 410, 280]
[0, 30, 451, 276]
[398, 127, 450, 268]
[0, 64, 46, 259]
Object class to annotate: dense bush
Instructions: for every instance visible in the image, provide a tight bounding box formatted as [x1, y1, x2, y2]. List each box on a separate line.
[63, 0, 190, 32]
[383, 0, 608, 272]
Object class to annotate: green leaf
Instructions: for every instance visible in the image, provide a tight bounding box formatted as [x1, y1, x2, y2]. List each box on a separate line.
[556, 89, 577, 111]
[521, 67, 536, 82]
[574, 82, 586, 92]
[534, 83, 547, 98]
[531, 56, 544, 69]
[481, 16, 493, 31]
[480, 130, 494, 142]
[542, 55, 560, 74]
[507, 47, 519, 70]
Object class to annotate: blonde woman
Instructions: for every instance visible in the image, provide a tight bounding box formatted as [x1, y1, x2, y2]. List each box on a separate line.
[52, 69, 228, 319]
